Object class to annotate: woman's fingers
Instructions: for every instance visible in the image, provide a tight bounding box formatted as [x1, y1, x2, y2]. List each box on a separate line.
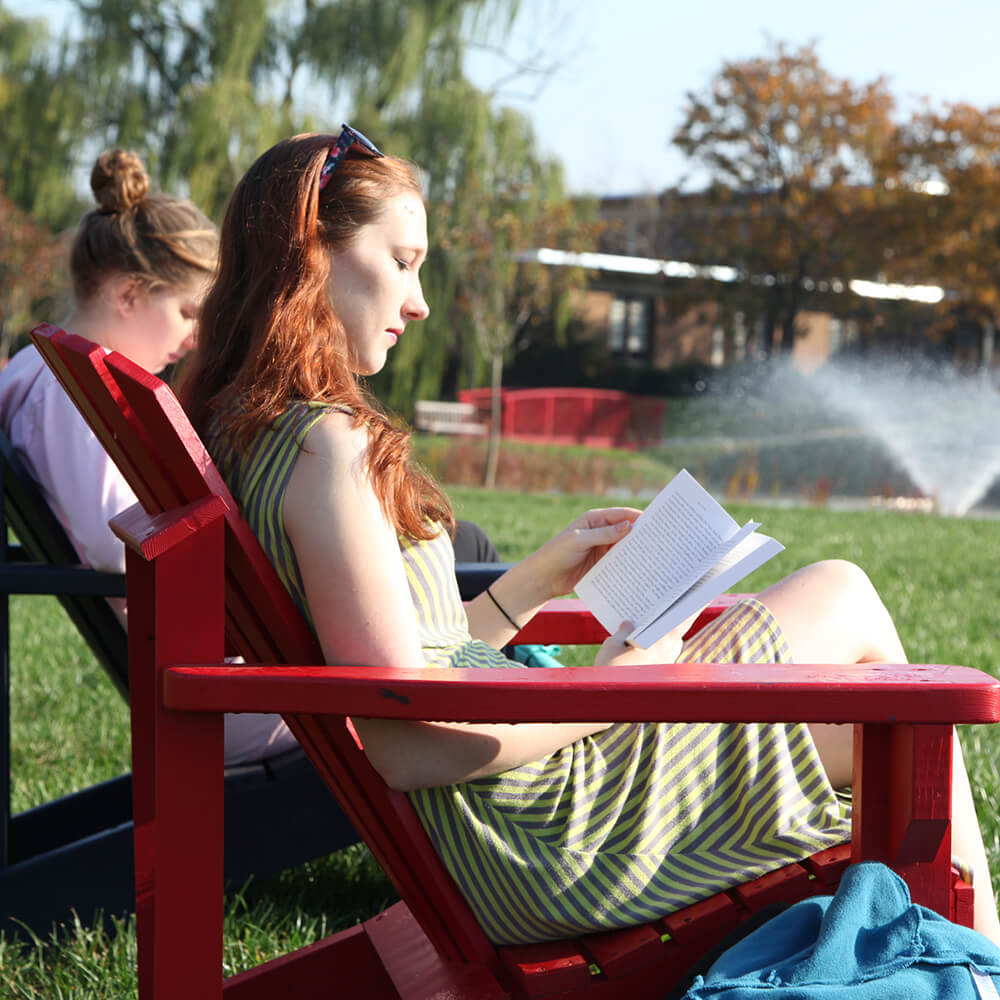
[580, 506, 642, 529]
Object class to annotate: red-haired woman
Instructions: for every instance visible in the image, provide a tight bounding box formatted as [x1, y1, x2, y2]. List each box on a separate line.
[179, 127, 1000, 945]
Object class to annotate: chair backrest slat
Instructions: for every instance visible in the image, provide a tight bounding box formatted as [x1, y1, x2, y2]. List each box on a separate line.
[0, 429, 129, 697]
[31, 327, 180, 514]
[104, 351, 320, 665]
[30, 324, 498, 968]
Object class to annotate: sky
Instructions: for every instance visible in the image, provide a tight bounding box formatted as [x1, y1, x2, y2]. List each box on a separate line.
[17, 0, 1000, 197]
[468, 0, 1000, 195]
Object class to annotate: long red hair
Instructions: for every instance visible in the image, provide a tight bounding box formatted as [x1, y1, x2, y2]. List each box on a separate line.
[178, 133, 453, 539]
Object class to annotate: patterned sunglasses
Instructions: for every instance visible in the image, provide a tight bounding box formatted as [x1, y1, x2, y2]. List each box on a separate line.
[318, 123, 384, 190]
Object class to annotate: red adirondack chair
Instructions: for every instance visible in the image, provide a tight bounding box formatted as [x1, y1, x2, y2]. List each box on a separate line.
[31, 323, 1000, 1000]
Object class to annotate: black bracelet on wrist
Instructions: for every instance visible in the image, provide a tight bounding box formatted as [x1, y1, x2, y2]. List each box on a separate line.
[486, 585, 521, 631]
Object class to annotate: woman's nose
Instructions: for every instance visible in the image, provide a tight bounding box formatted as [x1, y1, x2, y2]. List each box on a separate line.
[404, 280, 430, 321]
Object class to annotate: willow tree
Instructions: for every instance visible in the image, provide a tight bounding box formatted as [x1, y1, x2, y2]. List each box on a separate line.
[375, 77, 598, 482]
[4, 0, 588, 415]
[65, 0, 520, 217]
[0, 6, 87, 227]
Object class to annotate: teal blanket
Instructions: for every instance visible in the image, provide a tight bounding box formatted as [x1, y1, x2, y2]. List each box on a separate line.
[682, 862, 1000, 998]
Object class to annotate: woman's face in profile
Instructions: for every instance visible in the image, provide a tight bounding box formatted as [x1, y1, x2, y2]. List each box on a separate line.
[324, 191, 430, 375]
[115, 277, 209, 374]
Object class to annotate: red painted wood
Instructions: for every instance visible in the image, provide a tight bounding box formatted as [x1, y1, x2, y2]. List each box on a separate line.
[223, 923, 400, 999]
[801, 843, 852, 887]
[104, 348, 323, 666]
[891, 725, 954, 918]
[125, 547, 158, 1000]
[579, 924, 664, 980]
[161, 661, 1000, 725]
[510, 595, 739, 645]
[853, 723, 955, 919]
[458, 387, 665, 450]
[123, 511, 227, 1000]
[953, 877, 975, 929]
[661, 891, 745, 956]
[36, 326, 323, 666]
[852, 723, 892, 869]
[365, 902, 510, 999]
[500, 939, 594, 996]
[112, 495, 228, 560]
[32, 327, 183, 513]
[730, 862, 813, 912]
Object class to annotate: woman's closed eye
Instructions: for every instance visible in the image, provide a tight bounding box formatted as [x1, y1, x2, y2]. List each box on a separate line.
[394, 256, 409, 271]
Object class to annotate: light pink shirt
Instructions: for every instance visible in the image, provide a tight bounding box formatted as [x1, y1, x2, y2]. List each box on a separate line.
[0, 343, 297, 766]
[0, 344, 135, 576]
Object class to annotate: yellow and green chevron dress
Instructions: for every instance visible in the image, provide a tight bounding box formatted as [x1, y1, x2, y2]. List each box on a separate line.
[209, 402, 851, 947]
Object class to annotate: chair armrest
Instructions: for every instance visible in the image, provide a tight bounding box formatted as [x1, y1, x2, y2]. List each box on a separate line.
[0, 564, 126, 597]
[510, 595, 745, 644]
[163, 660, 1000, 726]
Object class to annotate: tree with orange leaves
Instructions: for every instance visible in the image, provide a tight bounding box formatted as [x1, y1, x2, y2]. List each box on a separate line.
[0, 185, 63, 360]
[888, 103, 1000, 370]
[671, 40, 899, 357]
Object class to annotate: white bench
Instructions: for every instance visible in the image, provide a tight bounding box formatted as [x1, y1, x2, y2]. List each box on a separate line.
[413, 400, 487, 436]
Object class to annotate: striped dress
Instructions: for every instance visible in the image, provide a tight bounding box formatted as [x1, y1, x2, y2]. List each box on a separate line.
[209, 402, 852, 946]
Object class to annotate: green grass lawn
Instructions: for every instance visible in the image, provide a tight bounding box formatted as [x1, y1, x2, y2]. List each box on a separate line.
[4, 488, 1000, 997]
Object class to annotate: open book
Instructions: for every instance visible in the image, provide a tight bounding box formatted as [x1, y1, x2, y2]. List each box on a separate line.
[575, 469, 784, 649]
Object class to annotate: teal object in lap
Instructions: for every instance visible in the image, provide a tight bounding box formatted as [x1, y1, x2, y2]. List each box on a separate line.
[510, 643, 563, 668]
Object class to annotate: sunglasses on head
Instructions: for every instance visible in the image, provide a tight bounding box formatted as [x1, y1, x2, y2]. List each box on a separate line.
[318, 123, 384, 190]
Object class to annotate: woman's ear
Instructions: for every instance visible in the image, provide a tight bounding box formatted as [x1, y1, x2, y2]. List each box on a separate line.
[108, 275, 143, 318]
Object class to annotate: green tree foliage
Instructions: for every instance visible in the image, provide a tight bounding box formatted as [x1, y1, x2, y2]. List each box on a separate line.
[417, 101, 598, 483]
[0, 5, 88, 228]
[370, 87, 599, 457]
[68, 0, 510, 217]
[1, 0, 602, 413]
[670, 40, 899, 356]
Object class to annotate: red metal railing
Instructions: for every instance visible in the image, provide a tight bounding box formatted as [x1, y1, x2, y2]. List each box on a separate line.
[457, 387, 665, 450]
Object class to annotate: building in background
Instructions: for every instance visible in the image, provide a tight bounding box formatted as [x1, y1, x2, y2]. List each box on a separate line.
[517, 190, 997, 378]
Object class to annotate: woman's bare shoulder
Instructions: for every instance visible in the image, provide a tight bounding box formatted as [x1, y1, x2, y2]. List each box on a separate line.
[299, 406, 368, 464]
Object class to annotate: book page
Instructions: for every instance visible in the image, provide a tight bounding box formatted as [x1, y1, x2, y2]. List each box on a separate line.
[575, 469, 741, 635]
[630, 532, 785, 649]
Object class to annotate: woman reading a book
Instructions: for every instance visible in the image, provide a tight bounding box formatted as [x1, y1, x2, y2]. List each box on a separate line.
[179, 128, 1000, 945]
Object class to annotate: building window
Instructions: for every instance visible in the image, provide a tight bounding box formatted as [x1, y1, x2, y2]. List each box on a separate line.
[829, 317, 859, 354]
[711, 325, 725, 367]
[732, 311, 747, 362]
[608, 297, 652, 362]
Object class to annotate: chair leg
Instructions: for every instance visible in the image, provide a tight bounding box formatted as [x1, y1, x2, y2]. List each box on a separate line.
[852, 722, 953, 917]
[125, 512, 227, 999]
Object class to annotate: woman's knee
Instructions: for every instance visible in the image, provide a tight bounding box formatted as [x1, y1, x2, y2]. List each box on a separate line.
[809, 559, 879, 605]
[766, 558, 877, 613]
[804, 559, 904, 662]
[759, 558, 903, 665]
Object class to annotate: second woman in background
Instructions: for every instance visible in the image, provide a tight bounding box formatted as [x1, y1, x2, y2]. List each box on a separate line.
[0, 148, 297, 765]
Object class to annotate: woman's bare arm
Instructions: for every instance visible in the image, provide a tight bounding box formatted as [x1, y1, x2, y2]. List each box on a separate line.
[284, 412, 615, 791]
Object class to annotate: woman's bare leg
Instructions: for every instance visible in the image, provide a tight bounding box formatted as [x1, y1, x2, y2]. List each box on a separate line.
[757, 559, 1000, 942]
[952, 732, 1000, 943]
[758, 559, 904, 787]
[758, 559, 906, 667]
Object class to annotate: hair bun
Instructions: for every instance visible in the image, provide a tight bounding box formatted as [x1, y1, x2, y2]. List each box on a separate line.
[90, 148, 150, 215]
